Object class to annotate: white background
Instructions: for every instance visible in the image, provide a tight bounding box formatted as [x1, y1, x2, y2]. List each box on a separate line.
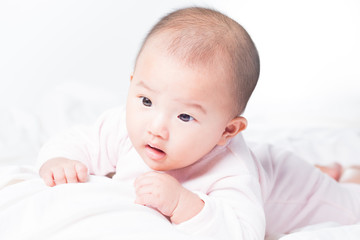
[0, 0, 360, 165]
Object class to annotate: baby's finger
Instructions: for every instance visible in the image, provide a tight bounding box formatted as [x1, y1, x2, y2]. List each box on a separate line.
[42, 171, 56, 187]
[52, 168, 67, 185]
[139, 171, 163, 179]
[135, 192, 154, 206]
[134, 177, 154, 192]
[134, 172, 160, 187]
[75, 162, 88, 182]
[64, 166, 78, 183]
[135, 182, 153, 196]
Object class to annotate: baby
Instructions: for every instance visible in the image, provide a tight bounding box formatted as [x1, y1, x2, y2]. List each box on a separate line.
[38, 7, 360, 239]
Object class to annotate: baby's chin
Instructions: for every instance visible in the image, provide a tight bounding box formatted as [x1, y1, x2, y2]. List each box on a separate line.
[145, 158, 198, 173]
[145, 162, 172, 172]
[142, 156, 179, 172]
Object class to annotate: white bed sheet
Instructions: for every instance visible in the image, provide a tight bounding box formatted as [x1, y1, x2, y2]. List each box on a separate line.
[1, 155, 360, 240]
[0, 166, 210, 240]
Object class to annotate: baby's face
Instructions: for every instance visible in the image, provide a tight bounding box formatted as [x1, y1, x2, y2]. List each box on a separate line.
[126, 41, 238, 171]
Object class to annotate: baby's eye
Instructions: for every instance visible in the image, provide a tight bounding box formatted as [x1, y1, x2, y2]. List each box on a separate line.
[178, 113, 194, 122]
[141, 97, 152, 107]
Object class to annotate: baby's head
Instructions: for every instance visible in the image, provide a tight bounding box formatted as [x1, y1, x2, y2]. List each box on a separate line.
[126, 7, 259, 171]
[135, 7, 260, 116]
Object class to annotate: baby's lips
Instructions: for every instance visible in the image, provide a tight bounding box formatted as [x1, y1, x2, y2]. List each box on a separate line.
[145, 144, 166, 161]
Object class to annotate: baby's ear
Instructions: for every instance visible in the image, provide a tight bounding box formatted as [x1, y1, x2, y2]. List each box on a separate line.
[217, 117, 247, 146]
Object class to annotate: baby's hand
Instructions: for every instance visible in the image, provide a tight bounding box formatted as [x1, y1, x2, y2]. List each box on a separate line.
[134, 171, 204, 224]
[39, 157, 88, 187]
[134, 172, 182, 217]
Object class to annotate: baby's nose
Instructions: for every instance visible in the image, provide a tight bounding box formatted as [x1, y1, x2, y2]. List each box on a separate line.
[148, 115, 169, 140]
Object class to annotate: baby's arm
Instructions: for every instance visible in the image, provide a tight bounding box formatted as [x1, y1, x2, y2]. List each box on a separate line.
[37, 108, 125, 186]
[39, 157, 88, 187]
[135, 171, 265, 239]
[134, 172, 204, 224]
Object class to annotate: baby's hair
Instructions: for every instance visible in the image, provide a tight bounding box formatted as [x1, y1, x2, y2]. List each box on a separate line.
[135, 7, 260, 115]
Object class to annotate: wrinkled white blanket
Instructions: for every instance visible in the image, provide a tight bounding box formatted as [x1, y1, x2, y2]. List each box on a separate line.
[1, 166, 359, 240]
[0, 166, 209, 240]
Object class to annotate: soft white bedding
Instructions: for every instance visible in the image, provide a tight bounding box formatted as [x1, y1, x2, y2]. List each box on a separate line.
[1, 153, 360, 240]
[0, 167, 210, 240]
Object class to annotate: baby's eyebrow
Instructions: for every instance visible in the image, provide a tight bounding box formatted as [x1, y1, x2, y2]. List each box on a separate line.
[136, 81, 158, 93]
[174, 98, 207, 114]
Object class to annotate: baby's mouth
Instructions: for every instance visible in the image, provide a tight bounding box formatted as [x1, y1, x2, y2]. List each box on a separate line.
[145, 144, 166, 161]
